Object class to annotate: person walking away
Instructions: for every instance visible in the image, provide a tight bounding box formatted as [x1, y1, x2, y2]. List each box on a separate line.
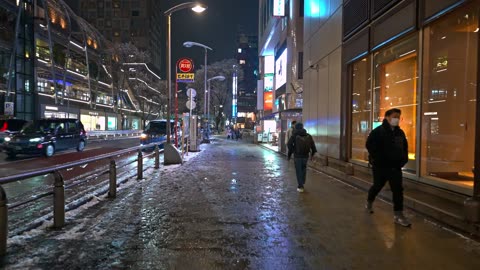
[365, 108, 411, 227]
[235, 128, 240, 141]
[287, 123, 317, 192]
[285, 121, 297, 151]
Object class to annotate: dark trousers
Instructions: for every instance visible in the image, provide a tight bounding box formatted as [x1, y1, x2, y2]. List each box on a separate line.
[294, 158, 309, 188]
[367, 167, 404, 212]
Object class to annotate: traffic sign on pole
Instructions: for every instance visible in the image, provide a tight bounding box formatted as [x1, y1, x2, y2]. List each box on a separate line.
[186, 88, 197, 98]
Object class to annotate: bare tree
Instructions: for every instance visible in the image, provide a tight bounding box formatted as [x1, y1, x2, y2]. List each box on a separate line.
[187, 59, 244, 129]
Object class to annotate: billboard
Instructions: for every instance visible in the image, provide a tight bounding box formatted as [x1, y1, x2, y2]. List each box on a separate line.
[275, 49, 287, 90]
[264, 73, 274, 92]
[273, 0, 285, 17]
[264, 92, 273, 111]
[264, 55, 275, 74]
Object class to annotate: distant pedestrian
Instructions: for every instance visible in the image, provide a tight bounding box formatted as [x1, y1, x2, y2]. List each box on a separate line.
[287, 123, 317, 193]
[285, 120, 297, 149]
[235, 128, 240, 141]
[365, 108, 411, 227]
[227, 128, 232, 139]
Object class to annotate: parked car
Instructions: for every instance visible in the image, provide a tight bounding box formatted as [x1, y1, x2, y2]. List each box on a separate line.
[0, 119, 28, 151]
[4, 119, 86, 158]
[140, 120, 181, 147]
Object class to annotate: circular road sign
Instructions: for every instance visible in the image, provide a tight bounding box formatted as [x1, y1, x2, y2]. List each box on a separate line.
[186, 100, 196, 110]
[186, 88, 197, 98]
[178, 58, 194, 73]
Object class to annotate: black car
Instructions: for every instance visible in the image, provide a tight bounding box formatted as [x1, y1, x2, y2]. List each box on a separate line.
[0, 119, 28, 151]
[4, 119, 87, 158]
[140, 120, 180, 147]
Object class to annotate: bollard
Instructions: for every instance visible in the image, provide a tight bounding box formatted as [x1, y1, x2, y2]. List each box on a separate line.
[53, 171, 65, 228]
[154, 145, 160, 169]
[108, 160, 117, 198]
[0, 186, 7, 256]
[137, 149, 143, 180]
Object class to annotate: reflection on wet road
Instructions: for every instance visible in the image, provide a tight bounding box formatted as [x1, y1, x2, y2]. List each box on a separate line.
[3, 138, 480, 269]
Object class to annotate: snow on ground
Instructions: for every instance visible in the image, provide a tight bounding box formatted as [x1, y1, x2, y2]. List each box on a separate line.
[7, 149, 201, 249]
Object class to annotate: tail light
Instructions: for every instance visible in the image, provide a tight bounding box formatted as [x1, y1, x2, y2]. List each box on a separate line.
[0, 122, 7, 132]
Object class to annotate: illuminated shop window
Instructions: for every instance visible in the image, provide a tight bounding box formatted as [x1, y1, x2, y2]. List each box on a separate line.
[373, 35, 419, 173]
[350, 57, 371, 162]
[421, 4, 478, 189]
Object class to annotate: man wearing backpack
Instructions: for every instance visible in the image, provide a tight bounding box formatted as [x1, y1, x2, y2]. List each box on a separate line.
[287, 123, 317, 192]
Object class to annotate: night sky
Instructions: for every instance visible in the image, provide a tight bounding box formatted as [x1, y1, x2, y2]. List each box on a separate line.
[159, 0, 258, 77]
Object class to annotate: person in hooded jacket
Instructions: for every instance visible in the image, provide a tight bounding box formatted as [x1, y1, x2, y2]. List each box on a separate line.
[365, 108, 411, 227]
[287, 123, 317, 192]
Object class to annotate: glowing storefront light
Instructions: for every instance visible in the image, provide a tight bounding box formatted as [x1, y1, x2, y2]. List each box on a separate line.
[305, 0, 327, 18]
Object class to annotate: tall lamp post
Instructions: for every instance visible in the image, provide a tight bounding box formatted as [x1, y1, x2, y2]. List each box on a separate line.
[183, 41, 212, 141]
[207, 75, 226, 134]
[164, 3, 207, 164]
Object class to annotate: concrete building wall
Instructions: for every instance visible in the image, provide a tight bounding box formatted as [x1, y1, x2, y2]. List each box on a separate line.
[303, 1, 343, 159]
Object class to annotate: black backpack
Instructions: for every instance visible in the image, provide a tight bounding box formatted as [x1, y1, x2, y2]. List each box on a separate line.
[295, 135, 312, 155]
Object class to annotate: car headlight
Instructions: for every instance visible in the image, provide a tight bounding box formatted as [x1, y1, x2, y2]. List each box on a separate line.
[29, 137, 43, 143]
[140, 133, 148, 139]
[4, 137, 11, 142]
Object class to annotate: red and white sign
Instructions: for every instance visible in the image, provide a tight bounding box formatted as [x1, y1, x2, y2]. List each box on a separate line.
[178, 58, 194, 73]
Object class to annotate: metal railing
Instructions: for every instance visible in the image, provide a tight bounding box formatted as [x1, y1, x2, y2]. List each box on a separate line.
[86, 130, 143, 140]
[0, 141, 166, 256]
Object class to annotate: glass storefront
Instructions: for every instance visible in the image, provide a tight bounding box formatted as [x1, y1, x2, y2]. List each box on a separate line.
[351, 58, 371, 162]
[107, 116, 117, 130]
[421, 3, 478, 189]
[81, 111, 106, 131]
[349, 3, 478, 192]
[131, 118, 140, 130]
[373, 36, 419, 173]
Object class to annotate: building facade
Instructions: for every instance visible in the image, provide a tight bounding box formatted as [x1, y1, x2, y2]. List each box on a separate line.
[0, 0, 154, 130]
[65, 0, 162, 71]
[300, 0, 480, 233]
[258, 0, 304, 153]
[236, 32, 258, 129]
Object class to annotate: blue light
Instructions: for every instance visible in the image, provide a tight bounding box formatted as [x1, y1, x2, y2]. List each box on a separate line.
[306, 0, 328, 18]
[50, 79, 73, 87]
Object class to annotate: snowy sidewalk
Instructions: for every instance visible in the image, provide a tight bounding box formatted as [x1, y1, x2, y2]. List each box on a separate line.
[2, 138, 480, 269]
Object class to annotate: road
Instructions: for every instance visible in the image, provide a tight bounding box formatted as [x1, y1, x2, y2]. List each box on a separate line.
[0, 136, 153, 234]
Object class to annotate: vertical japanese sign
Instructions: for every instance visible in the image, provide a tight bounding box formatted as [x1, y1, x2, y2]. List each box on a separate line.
[273, 0, 285, 17]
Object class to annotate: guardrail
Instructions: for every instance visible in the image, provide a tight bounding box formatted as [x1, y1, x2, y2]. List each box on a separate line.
[86, 130, 143, 140]
[0, 140, 166, 256]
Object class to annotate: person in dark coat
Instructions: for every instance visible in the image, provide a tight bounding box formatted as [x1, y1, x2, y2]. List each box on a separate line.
[287, 123, 317, 193]
[365, 108, 411, 227]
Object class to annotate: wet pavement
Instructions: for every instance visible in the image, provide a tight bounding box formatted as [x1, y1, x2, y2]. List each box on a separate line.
[3, 137, 480, 269]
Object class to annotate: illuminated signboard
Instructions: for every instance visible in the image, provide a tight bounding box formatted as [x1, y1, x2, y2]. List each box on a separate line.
[273, 0, 285, 17]
[264, 73, 274, 92]
[275, 49, 287, 90]
[264, 55, 275, 74]
[264, 92, 273, 111]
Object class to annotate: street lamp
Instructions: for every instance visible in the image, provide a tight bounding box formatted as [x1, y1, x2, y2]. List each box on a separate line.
[183, 41, 212, 142]
[164, 2, 207, 164]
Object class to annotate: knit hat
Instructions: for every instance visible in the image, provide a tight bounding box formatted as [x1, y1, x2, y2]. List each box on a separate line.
[295, 122, 304, 130]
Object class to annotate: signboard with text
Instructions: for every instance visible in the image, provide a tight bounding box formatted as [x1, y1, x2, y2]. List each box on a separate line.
[176, 73, 195, 83]
[178, 58, 194, 73]
[4, 102, 14, 116]
[273, 0, 285, 17]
